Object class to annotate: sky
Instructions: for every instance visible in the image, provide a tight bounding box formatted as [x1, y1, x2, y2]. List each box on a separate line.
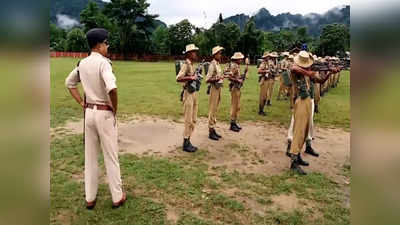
[102, 0, 350, 28]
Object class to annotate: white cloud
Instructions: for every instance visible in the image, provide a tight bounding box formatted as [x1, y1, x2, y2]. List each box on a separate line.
[56, 14, 80, 29]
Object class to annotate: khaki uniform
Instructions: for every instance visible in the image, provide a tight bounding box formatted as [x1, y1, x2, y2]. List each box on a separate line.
[65, 52, 123, 203]
[289, 70, 314, 155]
[314, 72, 321, 106]
[258, 60, 269, 108]
[176, 59, 198, 139]
[206, 59, 223, 129]
[277, 58, 290, 100]
[226, 62, 243, 121]
[266, 59, 277, 102]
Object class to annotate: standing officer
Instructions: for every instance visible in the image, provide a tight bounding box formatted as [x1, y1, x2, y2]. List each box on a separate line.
[277, 52, 291, 101]
[266, 52, 279, 106]
[65, 28, 126, 209]
[206, 46, 225, 141]
[176, 44, 200, 152]
[257, 51, 269, 116]
[287, 51, 330, 175]
[226, 52, 247, 132]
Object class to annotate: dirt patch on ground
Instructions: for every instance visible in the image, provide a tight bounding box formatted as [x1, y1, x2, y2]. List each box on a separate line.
[53, 115, 350, 184]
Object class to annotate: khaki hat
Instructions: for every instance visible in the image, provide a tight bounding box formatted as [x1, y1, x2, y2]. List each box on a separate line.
[261, 51, 269, 58]
[294, 51, 314, 68]
[212, 46, 224, 56]
[313, 55, 318, 60]
[288, 55, 294, 60]
[282, 52, 290, 57]
[231, 52, 244, 60]
[184, 44, 199, 54]
[268, 52, 279, 58]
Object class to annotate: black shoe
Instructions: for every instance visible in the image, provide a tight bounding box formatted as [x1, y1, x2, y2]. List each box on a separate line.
[286, 141, 291, 157]
[297, 154, 309, 166]
[314, 104, 319, 114]
[267, 100, 271, 106]
[290, 156, 307, 175]
[209, 129, 219, 141]
[234, 122, 242, 130]
[214, 129, 222, 139]
[305, 146, 319, 157]
[183, 138, 197, 152]
[230, 123, 240, 132]
[86, 199, 97, 210]
[259, 110, 266, 116]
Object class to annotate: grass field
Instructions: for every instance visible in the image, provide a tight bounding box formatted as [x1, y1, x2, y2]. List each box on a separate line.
[51, 58, 350, 129]
[50, 58, 350, 225]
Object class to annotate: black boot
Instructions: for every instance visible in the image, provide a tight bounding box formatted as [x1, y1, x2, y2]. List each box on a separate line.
[258, 105, 266, 116]
[209, 128, 219, 141]
[183, 138, 197, 153]
[230, 121, 240, 132]
[314, 104, 319, 114]
[214, 129, 222, 139]
[235, 122, 242, 130]
[286, 140, 291, 157]
[267, 100, 271, 106]
[297, 154, 309, 166]
[305, 141, 319, 157]
[290, 155, 307, 175]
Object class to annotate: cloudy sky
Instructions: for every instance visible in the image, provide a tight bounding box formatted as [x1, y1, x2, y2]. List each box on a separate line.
[101, 0, 350, 28]
[145, 0, 351, 28]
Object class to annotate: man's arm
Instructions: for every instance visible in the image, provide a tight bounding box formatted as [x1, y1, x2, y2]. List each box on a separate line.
[65, 67, 84, 108]
[68, 88, 85, 108]
[176, 63, 196, 82]
[109, 88, 118, 115]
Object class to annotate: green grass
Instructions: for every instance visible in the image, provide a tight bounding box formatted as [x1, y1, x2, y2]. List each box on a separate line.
[51, 58, 350, 129]
[51, 135, 350, 225]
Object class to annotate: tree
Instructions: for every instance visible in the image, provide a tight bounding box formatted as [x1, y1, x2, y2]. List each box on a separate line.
[50, 23, 67, 51]
[66, 28, 89, 52]
[318, 23, 350, 56]
[167, 19, 194, 55]
[151, 26, 169, 54]
[80, 0, 112, 32]
[104, 0, 158, 56]
[238, 18, 264, 56]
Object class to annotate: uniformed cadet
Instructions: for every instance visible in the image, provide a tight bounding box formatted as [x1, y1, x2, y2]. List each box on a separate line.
[206, 46, 225, 141]
[277, 52, 291, 101]
[226, 52, 247, 132]
[257, 51, 269, 116]
[287, 51, 331, 175]
[176, 44, 200, 152]
[65, 28, 126, 209]
[266, 52, 279, 106]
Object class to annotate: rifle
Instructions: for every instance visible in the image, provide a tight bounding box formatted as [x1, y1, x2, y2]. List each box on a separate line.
[187, 61, 205, 93]
[311, 61, 334, 72]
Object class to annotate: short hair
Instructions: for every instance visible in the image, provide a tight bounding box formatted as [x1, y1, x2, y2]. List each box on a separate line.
[86, 28, 109, 49]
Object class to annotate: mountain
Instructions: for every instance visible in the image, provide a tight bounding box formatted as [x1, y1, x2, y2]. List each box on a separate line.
[223, 5, 350, 36]
[50, 0, 167, 29]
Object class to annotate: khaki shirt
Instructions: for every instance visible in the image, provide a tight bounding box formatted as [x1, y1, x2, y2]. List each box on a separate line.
[226, 62, 241, 80]
[176, 58, 195, 87]
[280, 59, 290, 71]
[268, 59, 277, 75]
[65, 52, 117, 105]
[206, 59, 222, 83]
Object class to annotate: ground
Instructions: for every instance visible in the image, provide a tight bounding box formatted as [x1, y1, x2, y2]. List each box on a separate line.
[51, 58, 350, 225]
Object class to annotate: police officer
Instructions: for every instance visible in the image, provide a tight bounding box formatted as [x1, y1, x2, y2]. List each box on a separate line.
[287, 51, 331, 175]
[176, 44, 200, 152]
[206, 46, 225, 141]
[266, 52, 279, 106]
[65, 28, 126, 209]
[257, 51, 269, 116]
[226, 52, 247, 132]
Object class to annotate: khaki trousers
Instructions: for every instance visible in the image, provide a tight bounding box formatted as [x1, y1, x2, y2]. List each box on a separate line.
[208, 85, 221, 129]
[288, 99, 314, 142]
[183, 90, 198, 138]
[84, 107, 123, 203]
[289, 97, 313, 154]
[277, 75, 288, 99]
[266, 78, 275, 101]
[230, 87, 241, 121]
[259, 78, 268, 107]
[314, 83, 321, 106]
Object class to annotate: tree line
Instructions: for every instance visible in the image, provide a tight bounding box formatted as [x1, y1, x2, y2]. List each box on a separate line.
[50, 0, 350, 58]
